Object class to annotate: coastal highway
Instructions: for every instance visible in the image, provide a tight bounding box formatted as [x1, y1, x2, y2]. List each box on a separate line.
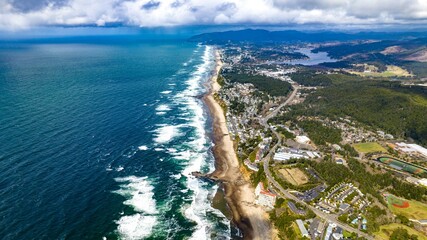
[258, 84, 299, 159]
[259, 84, 374, 240]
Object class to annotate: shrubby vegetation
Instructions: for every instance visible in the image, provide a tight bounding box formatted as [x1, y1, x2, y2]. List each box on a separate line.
[390, 228, 418, 240]
[276, 126, 295, 139]
[250, 165, 267, 187]
[270, 198, 315, 239]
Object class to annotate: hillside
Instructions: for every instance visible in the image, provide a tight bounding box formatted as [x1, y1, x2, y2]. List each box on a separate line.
[189, 29, 427, 44]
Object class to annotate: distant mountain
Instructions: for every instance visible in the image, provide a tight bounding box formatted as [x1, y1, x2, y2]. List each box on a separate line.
[189, 29, 427, 44]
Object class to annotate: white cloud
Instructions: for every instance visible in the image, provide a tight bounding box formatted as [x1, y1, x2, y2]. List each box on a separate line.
[1, 0, 427, 30]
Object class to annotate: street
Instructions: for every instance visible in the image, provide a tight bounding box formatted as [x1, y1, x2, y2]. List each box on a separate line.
[258, 84, 374, 240]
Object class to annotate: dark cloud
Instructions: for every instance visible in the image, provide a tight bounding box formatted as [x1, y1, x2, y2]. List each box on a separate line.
[142, 0, 160, 10]
[9, 0, 68, 12]
[1, 0, 427, 30]
[216, 2, 236, 12]
[170, 0, 187, 8]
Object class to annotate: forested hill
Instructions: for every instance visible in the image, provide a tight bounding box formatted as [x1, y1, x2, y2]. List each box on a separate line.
[305, 81, 427, 145]
[189, 29, 427, 44]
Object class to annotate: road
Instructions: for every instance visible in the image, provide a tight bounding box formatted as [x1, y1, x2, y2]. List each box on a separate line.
[258, 84, 299, 160]
[263, 158, 374, 239]
[258, 84, 374, 240]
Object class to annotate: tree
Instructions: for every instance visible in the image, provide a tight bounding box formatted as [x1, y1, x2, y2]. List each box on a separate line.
[338, 214, 349, 223]
[390, 228, 418, 240]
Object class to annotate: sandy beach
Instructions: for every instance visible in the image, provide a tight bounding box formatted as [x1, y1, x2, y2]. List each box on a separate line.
[203, 49, 271, 239]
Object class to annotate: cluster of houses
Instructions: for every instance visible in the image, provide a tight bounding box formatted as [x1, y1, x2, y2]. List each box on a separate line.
[351, 216, 368, 231]
[316, 183, 369, 214]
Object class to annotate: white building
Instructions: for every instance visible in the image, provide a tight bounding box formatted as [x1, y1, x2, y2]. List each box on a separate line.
[395, 142, 427, 158]
[255, 182, 276, 209]
[296, 135, 311, 145]
[296, 219, 309, 238]
[273, 152, 306, 161]
[419, 178, 427, 187]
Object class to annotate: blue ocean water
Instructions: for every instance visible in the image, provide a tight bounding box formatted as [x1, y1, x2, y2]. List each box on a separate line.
[0, 39, 230, 239]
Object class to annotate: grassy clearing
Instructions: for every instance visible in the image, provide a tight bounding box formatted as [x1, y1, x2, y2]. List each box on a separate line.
[388, 197, 427, 220]
[375, 223, 427, 240]
[278, 168, 309, 186]
[410, 95, 427, 107]
[292, 222, 303, 238]
[349, 65, 413, 77]
[353, 142, 387, 153]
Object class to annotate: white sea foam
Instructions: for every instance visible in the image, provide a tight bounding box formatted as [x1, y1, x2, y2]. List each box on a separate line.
[160, 90, 172, 94]
[173, 150, 191, 160]
[138, 145, 148, 151]
[117, 214, 157, 240]
[116, 166, 124, 172]
[154, 148, 163, 152]
[114, 176, 158, 239]
[170, 46, 231, 239]
[166, 148, 177, 153]
[171, 173, 182, 180]
[114, 176, 157, 214]
[156, 104, 171, 112]
[153, 125, 180, 144]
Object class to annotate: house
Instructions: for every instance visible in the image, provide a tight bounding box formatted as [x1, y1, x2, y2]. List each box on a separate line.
[255, 182, 276, 209]
[296, 219, 309, 238]
[339, 203, 350, 212]
[244, 160, 259, 172]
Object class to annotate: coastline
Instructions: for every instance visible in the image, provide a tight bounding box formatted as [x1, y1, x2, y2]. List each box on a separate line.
[203, 49, 271, 239]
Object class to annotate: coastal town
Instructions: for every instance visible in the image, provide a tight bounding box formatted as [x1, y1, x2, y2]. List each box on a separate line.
[4, 1, 427, 240]
[203, 41, 427, 240]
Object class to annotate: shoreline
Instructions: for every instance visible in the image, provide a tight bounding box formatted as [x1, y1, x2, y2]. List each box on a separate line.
[203, 48, 271, 239]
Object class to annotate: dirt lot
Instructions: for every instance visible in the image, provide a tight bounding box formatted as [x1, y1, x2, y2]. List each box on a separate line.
[279, 168, 309, 186]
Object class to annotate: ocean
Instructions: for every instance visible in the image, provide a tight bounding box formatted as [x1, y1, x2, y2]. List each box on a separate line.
[0, 39, 230, 239]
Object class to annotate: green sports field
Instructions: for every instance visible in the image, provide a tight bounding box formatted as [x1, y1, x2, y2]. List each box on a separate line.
[387, 195, 427, 220]
[353, 142, 387, 153]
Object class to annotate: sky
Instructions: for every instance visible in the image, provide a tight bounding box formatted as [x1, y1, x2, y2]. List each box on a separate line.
[1, 0, 427, 31]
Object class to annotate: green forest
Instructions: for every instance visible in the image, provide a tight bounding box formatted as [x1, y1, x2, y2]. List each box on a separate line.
[298, 120, 342, 145]
[304, 81, 427, 145]
[272, 77, 427, 145]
